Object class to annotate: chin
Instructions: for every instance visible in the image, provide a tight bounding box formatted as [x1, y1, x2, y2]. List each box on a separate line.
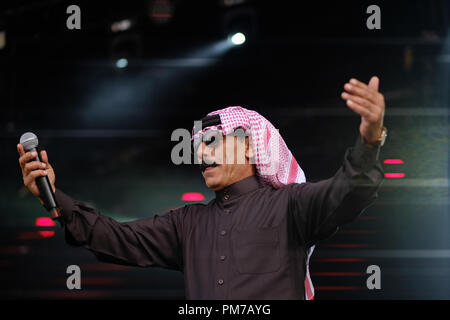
[203, 174, 223, 190]
[205, 178, 220, 190]
[202, 167, 225, 190]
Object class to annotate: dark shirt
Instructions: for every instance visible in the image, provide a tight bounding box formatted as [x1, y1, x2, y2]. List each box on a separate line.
[55, 136, 383, 300]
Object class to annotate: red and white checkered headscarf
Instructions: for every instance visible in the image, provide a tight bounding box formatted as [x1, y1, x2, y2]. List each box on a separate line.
[192, 106, 315, 300]
[192, 106, 306, 187]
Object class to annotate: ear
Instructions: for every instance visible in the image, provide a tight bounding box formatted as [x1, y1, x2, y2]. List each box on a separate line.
[245, 137, 254, 161]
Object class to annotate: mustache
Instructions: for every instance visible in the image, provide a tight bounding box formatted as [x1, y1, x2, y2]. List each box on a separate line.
[199, 161, 219, 172]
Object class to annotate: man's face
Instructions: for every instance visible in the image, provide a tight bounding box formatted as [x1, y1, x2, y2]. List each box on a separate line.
[195, 130, 254, 191]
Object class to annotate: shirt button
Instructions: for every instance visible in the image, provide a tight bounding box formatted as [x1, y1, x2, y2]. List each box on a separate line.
[224, 209, 231, 214]
[220, 230, 227, 236]
[220, 255, 226, 261]
[223, 194, 230, 201]
[218, 279, 224, 285]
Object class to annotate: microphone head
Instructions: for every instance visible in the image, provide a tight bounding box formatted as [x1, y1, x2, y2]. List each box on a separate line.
[20, 132, 39, 151]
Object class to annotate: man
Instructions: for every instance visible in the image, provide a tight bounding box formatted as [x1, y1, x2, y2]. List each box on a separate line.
[17, 77, 386, 299]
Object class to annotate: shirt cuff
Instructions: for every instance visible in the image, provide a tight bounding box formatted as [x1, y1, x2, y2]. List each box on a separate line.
[348, 135, 381, 171]
[54, 188, 75, 225]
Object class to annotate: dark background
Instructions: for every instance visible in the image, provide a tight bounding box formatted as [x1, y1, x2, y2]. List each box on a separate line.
[0, 0, 449, 299]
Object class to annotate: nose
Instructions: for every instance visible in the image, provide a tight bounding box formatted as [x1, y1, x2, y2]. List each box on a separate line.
[196, 142, 213, 164]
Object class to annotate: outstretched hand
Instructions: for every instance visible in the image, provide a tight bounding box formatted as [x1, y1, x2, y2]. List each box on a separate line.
[341, 76, 385, 145]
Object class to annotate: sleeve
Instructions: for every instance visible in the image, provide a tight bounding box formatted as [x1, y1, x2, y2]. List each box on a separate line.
[54, 189, 185, 271]
[288, 135, 384, 247]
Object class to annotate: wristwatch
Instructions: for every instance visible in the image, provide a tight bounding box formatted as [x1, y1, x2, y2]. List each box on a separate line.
[363, 126, 388, 147]
[377, 126, 388, 147]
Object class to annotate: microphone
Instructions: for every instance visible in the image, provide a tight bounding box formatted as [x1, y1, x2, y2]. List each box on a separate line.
[19, 132, 61, 219]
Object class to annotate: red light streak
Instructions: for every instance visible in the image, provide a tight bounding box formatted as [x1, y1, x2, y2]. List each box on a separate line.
[338, 229, 377, 235]
[39, 231, 55, 238]
[316, 286, 363, 291]
[311, 272, 365, 276]
[149, 13, 172, 18]
[39, 290, 112, 298]
[384, 159, 404, 164]
[384, 173, 405, 178]
[182, 192, 205, 201]
[0, 245, 30, 255]
[17, 231, 55, 240]
[82, 277, 125, 285]
[325, 243, 370, 249]
[81, 264, 132, 271]
[35, 217, 56, 227]
[18, 232, 42, 240]
[312, 258, 369, 262]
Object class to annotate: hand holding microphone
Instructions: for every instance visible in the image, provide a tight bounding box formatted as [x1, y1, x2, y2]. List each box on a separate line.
[17, 132, 60, 219]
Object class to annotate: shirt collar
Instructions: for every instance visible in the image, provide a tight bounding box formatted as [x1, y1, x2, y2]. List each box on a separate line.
[215, 175, 263, 203]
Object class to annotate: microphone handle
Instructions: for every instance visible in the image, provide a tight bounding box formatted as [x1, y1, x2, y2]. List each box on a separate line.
[30, 148, 61, 219]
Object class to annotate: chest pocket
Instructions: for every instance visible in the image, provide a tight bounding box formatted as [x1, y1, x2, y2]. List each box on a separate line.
[232, 227, 281, 274]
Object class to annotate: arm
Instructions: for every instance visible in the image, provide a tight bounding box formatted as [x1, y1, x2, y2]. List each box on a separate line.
[17, 131, 185, 271]
[288, 135, 383, 246]
[289, 76, 386, 246]
[55, 190, 185, 270]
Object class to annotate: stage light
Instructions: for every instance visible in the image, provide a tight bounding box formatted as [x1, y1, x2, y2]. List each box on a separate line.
[35, 217, 56, 227]
[149, 0, 174, 25]
[384, 159, 404, 164]
[116, 58, 128, 69]
[182, 192, 205, 201]
[111, 19, 132, 33]
[384, 173, 405, 178]
[222, 6, 257, 47]
[109, 34, 142, 70]
[39, 231, 55, 238]
[231, 32, 246, 45]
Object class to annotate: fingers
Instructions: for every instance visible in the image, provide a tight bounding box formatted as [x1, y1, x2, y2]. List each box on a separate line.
[24, 161, 47, 175]
[341, 92, 378, 113]
[17, 144, 25, 156]
[346, 78, 384, 103]
[349, 78, 371, 91]
[368, 76, 379, 91]
[342, 78, 385, 124]
[345, 99, 373, 120]
[341, 91, 382, 123]
[18, 150, 38, 169]
[24, 169, 48, 185]
[344, 81, 379, 104]
[40, 150, 50, 165]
